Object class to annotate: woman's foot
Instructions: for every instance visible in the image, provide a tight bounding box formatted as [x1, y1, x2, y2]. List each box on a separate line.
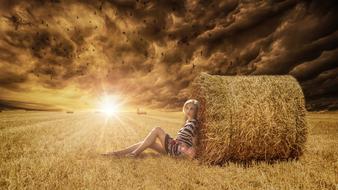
[125, 152, 138, 158]
[101, 152, 124, 157]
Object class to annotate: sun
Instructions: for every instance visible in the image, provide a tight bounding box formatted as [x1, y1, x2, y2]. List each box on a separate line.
[99, 96, 120, 116]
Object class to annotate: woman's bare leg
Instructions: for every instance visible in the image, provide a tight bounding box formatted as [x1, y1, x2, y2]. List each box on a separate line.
[130, 127, 166, 156]
[150, 141, 167, 154]
[103, 141, 143, 156]
[103, 141, 166, 156]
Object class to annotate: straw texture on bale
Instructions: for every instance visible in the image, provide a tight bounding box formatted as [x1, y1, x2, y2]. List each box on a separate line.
[189, 72, 307, 165]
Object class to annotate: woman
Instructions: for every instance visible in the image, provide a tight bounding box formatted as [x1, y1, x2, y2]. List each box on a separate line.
[101, 99, 200, 160]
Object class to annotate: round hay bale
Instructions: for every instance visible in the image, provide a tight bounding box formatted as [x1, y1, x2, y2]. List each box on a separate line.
[189, 72, 308, 165]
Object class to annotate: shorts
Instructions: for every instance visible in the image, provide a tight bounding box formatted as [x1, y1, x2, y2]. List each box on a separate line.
[164, 134, 182, 157]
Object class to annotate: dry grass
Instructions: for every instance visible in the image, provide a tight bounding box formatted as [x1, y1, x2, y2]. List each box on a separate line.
[190, 72, 307, 165]
[0, 110, 337, 189]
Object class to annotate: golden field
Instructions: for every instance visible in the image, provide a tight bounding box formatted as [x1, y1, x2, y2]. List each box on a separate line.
[0, 110, 337, 189]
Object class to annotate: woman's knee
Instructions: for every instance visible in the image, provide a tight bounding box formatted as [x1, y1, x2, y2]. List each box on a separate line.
[152, 126, 164, 134]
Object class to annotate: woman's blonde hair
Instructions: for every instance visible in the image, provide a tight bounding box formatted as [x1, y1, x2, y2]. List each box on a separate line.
[182, 99, 200, 122]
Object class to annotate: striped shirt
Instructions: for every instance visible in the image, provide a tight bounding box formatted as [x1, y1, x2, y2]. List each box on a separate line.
[176, 119, 198, 147]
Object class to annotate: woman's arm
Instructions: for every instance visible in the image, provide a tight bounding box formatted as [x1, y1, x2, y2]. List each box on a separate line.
[181, 136, 198, 159]
[192, 136, 197, 146]
[179, 130, 198, 160]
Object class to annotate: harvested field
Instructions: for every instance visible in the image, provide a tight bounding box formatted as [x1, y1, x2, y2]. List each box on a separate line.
[0, 110, 337, 189]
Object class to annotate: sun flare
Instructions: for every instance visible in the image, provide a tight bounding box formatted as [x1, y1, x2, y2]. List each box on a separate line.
[99, 95, 120, 116]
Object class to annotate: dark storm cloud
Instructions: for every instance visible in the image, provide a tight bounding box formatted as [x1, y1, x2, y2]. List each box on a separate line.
[289, 49, 338, 81]
[0, 0, 337, 111]
[0, 47, 18, 64]
[0, 70, 28, 91]
[0, 99, 61, 111]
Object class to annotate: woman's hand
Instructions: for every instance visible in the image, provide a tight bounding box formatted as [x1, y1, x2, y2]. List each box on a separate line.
[180, 144, 196, 160]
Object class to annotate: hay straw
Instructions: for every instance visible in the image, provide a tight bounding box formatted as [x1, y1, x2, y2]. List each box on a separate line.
[189, 72, 308, 165]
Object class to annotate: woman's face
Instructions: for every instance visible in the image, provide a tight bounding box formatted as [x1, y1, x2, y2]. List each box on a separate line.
[185, 103, 196, 119]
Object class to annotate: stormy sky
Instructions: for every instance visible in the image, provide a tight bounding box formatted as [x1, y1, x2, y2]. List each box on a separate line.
[0, 0, 337, 111]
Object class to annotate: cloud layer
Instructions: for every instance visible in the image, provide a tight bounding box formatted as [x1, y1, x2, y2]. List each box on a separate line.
[0, 0, 337, 111]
